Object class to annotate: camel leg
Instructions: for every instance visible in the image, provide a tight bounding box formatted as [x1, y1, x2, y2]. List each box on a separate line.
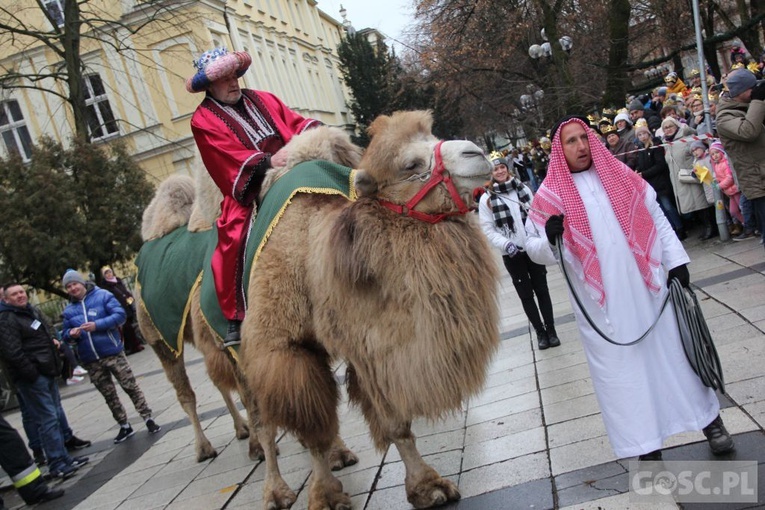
[256, 423, 296, 509]
[136, 294, 217, 462]
[328, 435, 358, 471]
[149, 341, 218, 462]
[307, 447, 351, 510]
[392, 424, 460, 508]
[346, 365, 458, 508]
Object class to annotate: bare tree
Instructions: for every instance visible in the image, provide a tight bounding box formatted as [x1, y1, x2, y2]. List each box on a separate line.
[0, 0, 196, 142]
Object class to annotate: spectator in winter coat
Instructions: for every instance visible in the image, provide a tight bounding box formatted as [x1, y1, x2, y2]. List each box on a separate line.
[629, 98, 662, 132]
[478, 153, 561, 350]
[100, 267, 144, 354]
[709, 141, 744, 233]
[61, 270, 161, 444]
[0, 284, 89, 479]
[716, 69, 765, 249]
[635, 124, 686, 240]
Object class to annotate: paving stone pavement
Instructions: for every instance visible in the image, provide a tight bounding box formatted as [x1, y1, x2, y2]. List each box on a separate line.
[1, 230, 764, 509]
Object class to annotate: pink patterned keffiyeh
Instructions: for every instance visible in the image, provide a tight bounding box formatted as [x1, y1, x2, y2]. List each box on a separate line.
[529, 117, 662, 308]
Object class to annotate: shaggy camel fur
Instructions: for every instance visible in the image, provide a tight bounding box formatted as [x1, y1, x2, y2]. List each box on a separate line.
[136, 126, 363, 464]
[239, 111, 500, 509]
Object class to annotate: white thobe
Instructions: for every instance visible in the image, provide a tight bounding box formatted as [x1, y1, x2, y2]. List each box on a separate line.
[525, 170, 719, 458]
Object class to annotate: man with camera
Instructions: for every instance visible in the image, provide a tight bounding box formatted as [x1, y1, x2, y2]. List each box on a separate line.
[716, 69, 765, 249]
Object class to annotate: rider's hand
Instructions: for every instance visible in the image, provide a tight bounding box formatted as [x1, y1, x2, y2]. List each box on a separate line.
[270, 148, 288, 168]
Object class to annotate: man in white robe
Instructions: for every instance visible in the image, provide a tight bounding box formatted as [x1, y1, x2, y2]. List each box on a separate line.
[524, 116, 733, 460]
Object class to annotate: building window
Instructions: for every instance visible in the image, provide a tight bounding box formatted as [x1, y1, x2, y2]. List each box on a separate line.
[0, 100, 33, 162]
[43, 0, 65, 27]
[83, 74, 119, 140]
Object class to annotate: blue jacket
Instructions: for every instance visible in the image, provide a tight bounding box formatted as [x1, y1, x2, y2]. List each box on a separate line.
[62, 285, 126, 363]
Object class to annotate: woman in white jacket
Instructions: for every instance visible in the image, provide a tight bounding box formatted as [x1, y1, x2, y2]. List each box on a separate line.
[478, 153, 561, 350]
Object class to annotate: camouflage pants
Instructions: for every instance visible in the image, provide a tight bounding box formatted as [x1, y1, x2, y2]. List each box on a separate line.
[83, 352, 151, 425]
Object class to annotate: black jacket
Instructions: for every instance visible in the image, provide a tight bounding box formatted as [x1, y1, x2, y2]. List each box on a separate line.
[0, 303, 61, 383]
[636, 140, 674, 197]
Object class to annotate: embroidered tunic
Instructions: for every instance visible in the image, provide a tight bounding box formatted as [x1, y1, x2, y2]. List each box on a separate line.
[191, 89, 320, 320]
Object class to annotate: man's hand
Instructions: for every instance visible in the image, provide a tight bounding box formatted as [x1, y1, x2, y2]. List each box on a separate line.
[545, 214, 565, 245]
[667, 264, 690, 288]
[69, 327, 81, 338]
[80, 322, 97, 332]
[270, 148, 288, 168]
[751, 81, 765, 101]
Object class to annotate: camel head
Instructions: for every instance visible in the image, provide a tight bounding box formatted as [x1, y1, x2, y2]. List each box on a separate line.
[356, 111, 492, 222]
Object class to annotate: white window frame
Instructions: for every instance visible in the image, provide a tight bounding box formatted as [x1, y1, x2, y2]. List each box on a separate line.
[83, 74, 119, 140]
[43, 0, 65, 28]
[0, 100, 33, 162]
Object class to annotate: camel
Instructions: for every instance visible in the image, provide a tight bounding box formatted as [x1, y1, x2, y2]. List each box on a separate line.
[135, 126, 364, 465]
[238, 110, 500, 510]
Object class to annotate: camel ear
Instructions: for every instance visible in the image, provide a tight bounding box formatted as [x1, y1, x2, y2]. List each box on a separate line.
[354, 170, 378, 197]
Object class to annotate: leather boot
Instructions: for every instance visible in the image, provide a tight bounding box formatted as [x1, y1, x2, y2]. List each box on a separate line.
[703, 415, 734, 455]
[536, 327, 550, 350]
[223, 320, 242, 348]
[546, 324, 561, 347]
[699, 225, 715, 240]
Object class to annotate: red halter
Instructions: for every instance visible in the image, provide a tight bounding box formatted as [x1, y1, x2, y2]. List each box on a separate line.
[378, 141, 473, 224]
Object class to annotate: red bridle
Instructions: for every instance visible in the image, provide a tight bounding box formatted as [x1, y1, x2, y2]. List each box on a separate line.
[377, 141, 473, 224]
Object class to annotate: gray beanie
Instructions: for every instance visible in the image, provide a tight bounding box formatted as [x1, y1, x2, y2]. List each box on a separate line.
[62, 269, 87, 288]
[690, 140, 707, 152]
[726, 70, 757, 98]
[491, 155, 508, 167]
[628, 98, 644, 112]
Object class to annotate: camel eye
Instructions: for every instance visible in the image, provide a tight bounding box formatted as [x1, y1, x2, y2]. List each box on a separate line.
[405, 161, 419, 172]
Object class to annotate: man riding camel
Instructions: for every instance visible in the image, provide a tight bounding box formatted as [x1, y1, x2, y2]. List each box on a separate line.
[187, 47, 321, 345]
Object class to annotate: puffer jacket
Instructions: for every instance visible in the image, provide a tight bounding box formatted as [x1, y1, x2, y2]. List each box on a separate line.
[715, 97, 765, 200]
[0, 303, 61, 383]
[61, 285, 126, 363]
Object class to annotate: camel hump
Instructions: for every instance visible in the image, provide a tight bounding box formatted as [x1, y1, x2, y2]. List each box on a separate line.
[141, 174, 196, 241]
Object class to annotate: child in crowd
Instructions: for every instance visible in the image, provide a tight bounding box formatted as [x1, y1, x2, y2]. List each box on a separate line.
[690, 141, 715, 208]
[709, 141, 745, 235]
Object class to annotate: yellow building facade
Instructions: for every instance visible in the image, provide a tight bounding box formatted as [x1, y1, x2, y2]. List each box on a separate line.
[0, 0, 353, 182]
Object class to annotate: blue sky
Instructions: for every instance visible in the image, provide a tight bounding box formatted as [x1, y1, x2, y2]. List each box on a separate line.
[319, 0, 414, 44]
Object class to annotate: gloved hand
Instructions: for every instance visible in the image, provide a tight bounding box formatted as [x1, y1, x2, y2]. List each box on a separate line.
[505, 242, 520, 257]
[545, 214, 565, 245]
[751, 80, 765, 101]
[667, 264, 690, 288]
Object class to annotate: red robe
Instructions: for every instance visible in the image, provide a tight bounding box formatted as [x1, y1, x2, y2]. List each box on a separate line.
[191, 89, 320, 320]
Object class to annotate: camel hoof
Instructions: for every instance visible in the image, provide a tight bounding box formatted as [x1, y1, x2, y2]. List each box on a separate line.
[249, 441, 279, 461]
[407, 476, 460, 509]
[249, 441, 265, 461]
[235, 423, 250, 440]
[308, 484, 351, 510]
[196, 443, 218, 462]
[263, 482, 297, 510]
[329, 446, 359, 471]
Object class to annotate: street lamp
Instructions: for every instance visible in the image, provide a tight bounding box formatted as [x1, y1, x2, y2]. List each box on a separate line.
[529, 29, 573, 60]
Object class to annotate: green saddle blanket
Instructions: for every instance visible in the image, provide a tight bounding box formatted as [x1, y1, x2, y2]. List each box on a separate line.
[136, 161, 357, 357]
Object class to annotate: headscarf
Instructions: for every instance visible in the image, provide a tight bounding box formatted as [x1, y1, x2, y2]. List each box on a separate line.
[529, 117, 662, 308]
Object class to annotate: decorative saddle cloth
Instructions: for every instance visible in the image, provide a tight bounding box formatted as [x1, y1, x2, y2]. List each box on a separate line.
[135, 160, 358, 358]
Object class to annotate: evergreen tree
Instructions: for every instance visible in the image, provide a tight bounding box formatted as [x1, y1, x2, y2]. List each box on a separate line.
[337, 33, 393, 146]
[0, 139, 153, 296]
